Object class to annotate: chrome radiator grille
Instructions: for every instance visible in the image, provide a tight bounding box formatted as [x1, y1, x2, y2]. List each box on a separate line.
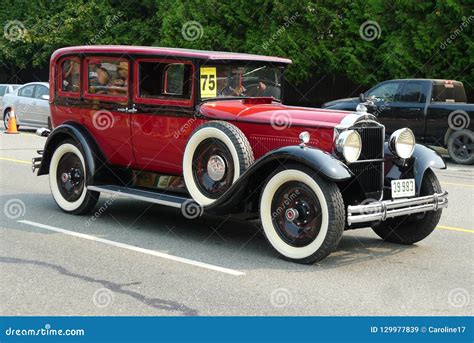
[349, 125, 384, 199]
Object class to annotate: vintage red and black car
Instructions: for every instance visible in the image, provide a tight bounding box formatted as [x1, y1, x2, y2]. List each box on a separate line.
[33, 45, 448, 264]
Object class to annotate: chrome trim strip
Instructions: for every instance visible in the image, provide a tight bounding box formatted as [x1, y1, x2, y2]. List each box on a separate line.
[347, 191, 448, 225]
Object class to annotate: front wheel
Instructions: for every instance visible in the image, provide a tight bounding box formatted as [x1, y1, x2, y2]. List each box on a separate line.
[49, 140, 99, 214]
[259, 165, 345, 264]
[372, 169, 443, 244]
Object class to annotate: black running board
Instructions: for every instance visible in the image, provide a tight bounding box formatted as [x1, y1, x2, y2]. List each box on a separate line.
[87, 185, 190, 208]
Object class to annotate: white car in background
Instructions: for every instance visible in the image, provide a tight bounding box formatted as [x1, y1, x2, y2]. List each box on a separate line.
[2, 82, 51, 129]
[0, 84, 21, 114]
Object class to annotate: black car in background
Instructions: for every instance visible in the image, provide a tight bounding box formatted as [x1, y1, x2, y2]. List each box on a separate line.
[322, 79, 474, 164]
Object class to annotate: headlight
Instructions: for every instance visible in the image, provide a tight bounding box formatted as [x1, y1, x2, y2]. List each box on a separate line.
[389, 128, 415, 159]
[336, 130, 362, 163]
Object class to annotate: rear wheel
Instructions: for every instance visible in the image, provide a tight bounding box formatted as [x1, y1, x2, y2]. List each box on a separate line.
[259, 165, 345, 264]
[447, 129, 474, 165]
[372, 169, 443, 244]
[49, 139, 99, 214]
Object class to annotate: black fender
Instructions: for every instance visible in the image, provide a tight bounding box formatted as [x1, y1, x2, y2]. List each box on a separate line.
[383, 143, 446, 195]
[37, 122, 107, 186]
[204, 145, 352, 214]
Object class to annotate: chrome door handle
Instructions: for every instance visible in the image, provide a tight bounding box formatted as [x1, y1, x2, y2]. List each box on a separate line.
[116, 107, 137, 113]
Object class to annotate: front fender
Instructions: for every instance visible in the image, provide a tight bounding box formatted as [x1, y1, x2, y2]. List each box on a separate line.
[37, 122, 106, 186]
[384, 143, 446, 195]
[204, 145, 352, 214]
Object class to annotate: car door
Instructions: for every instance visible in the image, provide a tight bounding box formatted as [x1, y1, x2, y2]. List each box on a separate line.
[82, 56, 134, 166]
[16, 84, 36, 124]
[389, 81, 427, 137]
[33, 84, 50, 127]
[131, 58, 196, 173]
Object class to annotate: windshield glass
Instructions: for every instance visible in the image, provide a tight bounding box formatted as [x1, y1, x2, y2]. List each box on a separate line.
[201, 64, 283, 100]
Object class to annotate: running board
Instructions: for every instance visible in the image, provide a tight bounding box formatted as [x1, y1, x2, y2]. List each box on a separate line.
[87, 185, 190, 208]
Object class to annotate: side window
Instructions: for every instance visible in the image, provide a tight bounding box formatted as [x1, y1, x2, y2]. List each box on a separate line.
[137, 60, 192, 101]
[366, 82, 400, 101]
[399, 82, 422, 102]
[59, 57, 81, 95]
[86, 58, 129, 98]
[18, 85, 35, 98]
[34, 85, 49, 99]
[0, 86, 6, 96]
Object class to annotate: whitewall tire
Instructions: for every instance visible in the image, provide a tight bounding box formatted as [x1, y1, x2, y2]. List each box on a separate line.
[260, 165, 345, 264]
[49, 140, 99, 214]
[183, 121, 254, 205]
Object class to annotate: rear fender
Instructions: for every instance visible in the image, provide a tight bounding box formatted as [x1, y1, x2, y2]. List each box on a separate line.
[37, 122, 107, 186]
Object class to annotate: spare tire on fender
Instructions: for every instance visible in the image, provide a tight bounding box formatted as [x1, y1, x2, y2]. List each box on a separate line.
[183, 121, 254, 205]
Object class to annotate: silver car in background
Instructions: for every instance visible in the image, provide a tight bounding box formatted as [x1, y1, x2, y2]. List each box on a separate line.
[0, 84, 21, 115]
[2, 82, 51, 129]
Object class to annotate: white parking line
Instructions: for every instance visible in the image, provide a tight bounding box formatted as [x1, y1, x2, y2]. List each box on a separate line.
[18, 220, 245, 276]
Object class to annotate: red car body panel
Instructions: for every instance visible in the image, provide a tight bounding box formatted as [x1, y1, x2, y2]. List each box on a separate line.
[49, 45, 350, 174]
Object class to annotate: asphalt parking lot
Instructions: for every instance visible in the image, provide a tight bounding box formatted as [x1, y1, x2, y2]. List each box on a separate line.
[0, 129, 472, 316]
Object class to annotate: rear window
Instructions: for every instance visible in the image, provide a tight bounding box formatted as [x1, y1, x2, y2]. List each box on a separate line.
[0, 86, 6, 96]
[431, 81, 467, 103]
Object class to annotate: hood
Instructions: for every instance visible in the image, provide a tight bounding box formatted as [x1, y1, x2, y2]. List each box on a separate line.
[199, 100, 352, 128]
[322, 97, 359, 108]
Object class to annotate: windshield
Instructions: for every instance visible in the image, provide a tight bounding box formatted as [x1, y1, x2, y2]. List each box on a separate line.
[200, 64, 283, 100]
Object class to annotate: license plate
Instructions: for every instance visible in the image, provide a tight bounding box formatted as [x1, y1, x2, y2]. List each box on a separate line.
[391, 179, 415, 198]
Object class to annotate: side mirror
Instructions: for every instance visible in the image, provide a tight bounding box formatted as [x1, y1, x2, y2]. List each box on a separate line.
[359, 93, 365, 102]
[41, 94, 50, 101]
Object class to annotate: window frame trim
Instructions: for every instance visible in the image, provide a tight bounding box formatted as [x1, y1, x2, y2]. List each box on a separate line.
[133, 57, 195, 107]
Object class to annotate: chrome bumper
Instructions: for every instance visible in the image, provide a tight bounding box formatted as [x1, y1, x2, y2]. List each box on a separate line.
[347, 191, 448, 225]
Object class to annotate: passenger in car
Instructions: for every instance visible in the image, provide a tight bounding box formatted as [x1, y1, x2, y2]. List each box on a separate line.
[89, 64, 111, 94]
[111, 61, 128, 94]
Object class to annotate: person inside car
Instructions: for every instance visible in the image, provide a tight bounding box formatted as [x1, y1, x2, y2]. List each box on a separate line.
[216, 68, 246, 97]
[111, 61, 128, 94]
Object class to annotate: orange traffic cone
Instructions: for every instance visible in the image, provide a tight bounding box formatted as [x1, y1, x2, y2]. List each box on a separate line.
[5, 109, 19, 134]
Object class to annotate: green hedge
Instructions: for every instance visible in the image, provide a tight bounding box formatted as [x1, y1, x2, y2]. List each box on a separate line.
[0, 0, 472, 91]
